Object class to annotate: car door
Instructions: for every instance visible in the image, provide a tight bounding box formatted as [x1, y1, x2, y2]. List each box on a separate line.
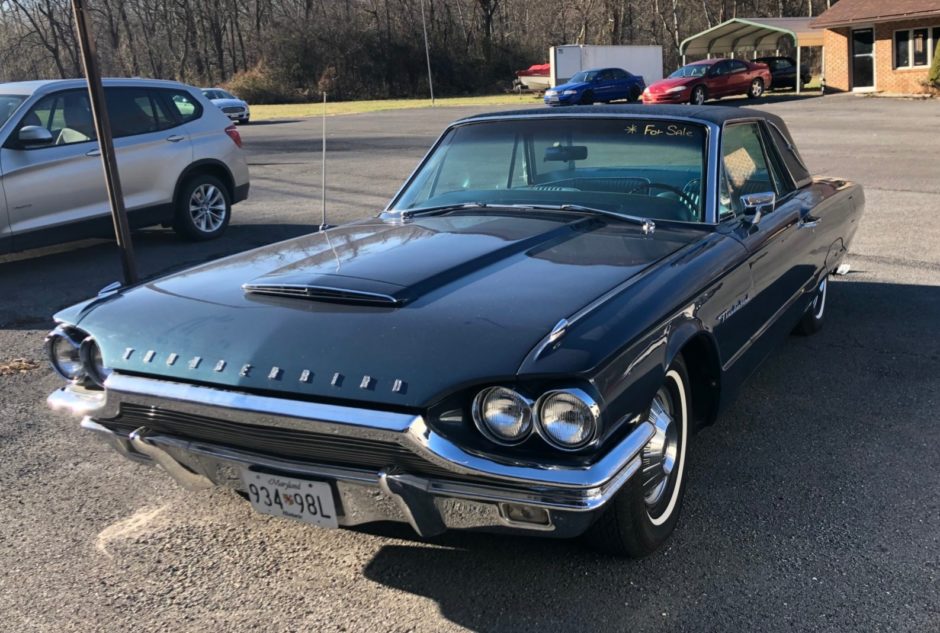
[0, 89, 107, 243]
[104, 86, 192, 217]
[726, 60, 751, 95]
[716, 121, 816, 367]
[706, 61, 733, 97]
[592, 70, 615, 101]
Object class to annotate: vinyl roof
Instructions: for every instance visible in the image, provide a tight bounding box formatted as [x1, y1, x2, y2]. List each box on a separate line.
[459, 103, 788, 127]
[680, 18, 824, 57]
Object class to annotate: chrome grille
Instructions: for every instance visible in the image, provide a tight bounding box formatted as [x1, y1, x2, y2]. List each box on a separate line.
[108, 403, 459, 479]
[222, 106, 244, 113]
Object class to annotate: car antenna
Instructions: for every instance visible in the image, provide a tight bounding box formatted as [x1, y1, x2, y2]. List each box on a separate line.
[319, 90, 332, 231]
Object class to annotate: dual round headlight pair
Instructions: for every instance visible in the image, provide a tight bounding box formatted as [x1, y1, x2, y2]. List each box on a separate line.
[472, 386, 600, 450]
[45, 326, 111, 387]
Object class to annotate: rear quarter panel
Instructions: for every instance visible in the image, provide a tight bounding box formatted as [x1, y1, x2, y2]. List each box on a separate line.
[185, 103, 249, 189]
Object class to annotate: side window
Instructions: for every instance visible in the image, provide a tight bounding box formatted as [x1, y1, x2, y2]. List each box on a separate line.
[165, 90, 203, 123]
[766, 123, 811, 186]
[718, 122, 776, 219]
[775, 58, 794, 70]
[104, 87, 177, 138]
[17, 91, 97, 147]
[729, 60, 749, 73]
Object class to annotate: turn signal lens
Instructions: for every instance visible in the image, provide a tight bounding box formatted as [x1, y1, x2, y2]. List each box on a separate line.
[537, 389, 599, 449]
[473, 387, 533, 444]
[80, 337, 112, 387]
[45, 327, 85, 381]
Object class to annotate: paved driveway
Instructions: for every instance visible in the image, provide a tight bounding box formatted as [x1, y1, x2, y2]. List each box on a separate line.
[1, 94, 937, 632]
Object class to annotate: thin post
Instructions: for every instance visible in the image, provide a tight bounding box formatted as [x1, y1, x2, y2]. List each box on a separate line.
[70, 0, 137, 284]
[796, 44, 802, 94]
[420, 0, 435, 104]
[320, 91, 327, 230]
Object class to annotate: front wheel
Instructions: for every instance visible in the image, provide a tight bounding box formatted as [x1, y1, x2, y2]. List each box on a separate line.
[584, 356, 691, 558]
[690, 85, 707, 105]
[579, 91, 595, 106]
[795, 275, 828, 335]
[748, 78, 765, 99]
[172, 175, 231, 241]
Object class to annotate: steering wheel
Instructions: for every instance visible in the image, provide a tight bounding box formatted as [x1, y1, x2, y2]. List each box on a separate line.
[646, 182, 700, 221]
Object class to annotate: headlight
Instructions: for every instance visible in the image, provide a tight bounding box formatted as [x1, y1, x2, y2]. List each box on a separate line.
[472, 387, 533, 444]
[537, 389, 599, 450]
[545, 90, 556, 96]
[562, 90, 578, 95]
[79, 337, 111, 387]
[45, 326, 85, 381]
[666, 85, 688, 93]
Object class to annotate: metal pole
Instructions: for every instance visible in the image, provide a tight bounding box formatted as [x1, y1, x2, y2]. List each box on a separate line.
[70, 0, 138, 284]
[320, 91, 327, 230]
[796, 44, 802, 94]
[420, 0, 435, 105]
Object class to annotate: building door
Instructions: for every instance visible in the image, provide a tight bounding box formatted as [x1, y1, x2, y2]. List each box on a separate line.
[851, 28, 875, 90]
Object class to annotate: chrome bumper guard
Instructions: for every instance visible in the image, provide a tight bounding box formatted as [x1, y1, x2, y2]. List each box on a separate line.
[49, 374, 654, 537]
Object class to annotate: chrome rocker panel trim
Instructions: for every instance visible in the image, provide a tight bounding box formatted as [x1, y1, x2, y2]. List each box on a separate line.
[50, 373, 654, 536]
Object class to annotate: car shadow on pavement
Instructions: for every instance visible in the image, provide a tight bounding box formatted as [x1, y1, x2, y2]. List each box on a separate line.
[0, 223, 316, 330]
[362, 278, 940, 632]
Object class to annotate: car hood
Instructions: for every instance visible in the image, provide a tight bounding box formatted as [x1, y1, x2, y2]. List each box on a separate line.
[647, 77, 695, 93]
[63, 213, 697, 408]
[550, 81, 590, 92]
[211, 98, 247, 108]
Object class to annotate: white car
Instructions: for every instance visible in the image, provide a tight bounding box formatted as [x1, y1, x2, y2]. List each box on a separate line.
[0, 78, 250, 253]
[202, 88, 250, 125]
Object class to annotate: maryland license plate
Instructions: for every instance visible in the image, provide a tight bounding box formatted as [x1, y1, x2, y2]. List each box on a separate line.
[241, 470, 339, 528]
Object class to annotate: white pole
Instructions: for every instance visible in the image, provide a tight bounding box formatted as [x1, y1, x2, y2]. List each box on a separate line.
[420, 0, 435, 105]
[796, 44, 802, 94]
[320, 91, 327, 230]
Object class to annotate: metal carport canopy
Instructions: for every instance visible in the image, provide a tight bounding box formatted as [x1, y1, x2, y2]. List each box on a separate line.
[679, 18, 824, 93]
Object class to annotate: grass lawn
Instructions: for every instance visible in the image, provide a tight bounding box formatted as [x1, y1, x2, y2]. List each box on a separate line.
[250, 94, 543, 120]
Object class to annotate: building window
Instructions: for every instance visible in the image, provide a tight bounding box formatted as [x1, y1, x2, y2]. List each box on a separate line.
[894, 27, 939, 69]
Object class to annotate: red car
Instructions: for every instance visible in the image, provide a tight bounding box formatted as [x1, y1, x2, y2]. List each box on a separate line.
[642, 59, 772, 105]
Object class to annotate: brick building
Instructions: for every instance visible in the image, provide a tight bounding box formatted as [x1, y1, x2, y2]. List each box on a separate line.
[812, 0, 940, 94]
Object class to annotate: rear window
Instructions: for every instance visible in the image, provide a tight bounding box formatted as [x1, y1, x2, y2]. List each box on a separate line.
[164, 90, 203, 123]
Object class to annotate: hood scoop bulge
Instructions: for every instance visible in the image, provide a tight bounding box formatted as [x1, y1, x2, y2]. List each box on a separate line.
[243, 273, 407, 306]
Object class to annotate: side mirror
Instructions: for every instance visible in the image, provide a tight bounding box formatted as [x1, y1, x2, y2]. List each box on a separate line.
[17, 125, 54, 148]
[741, 191, 776, 226]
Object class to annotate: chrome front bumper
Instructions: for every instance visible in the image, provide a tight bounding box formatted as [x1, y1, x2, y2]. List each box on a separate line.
[49, 374, 654, 537]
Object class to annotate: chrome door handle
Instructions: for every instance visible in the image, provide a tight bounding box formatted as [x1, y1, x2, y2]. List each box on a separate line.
[166, 135, 185, 143]
[85, 148, 101, 157]
[799, 216, 821, 229]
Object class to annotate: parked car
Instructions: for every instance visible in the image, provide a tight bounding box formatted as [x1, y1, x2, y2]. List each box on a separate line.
[755, 56, 812, 90]
[0, 79, 249, 253]
[202, 88, 250, 124]
[544, 67, 646, 106]
[47, 105, 863, 558]
[642, 59, 772, 105]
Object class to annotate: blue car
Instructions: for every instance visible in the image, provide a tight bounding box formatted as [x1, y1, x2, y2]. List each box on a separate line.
[544, 67, 646, 106]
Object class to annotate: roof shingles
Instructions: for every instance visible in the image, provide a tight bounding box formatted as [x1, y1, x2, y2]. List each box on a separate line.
[812, 0, 940, 29]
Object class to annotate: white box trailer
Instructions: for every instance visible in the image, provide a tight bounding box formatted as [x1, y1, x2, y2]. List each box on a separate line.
[550, 45, 664, 87]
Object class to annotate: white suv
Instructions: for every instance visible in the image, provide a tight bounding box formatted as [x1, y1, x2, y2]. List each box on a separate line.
[0, 78, 249, 253]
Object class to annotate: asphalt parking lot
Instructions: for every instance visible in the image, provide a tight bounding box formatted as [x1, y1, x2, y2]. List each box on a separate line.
[1, 94, 938, 632]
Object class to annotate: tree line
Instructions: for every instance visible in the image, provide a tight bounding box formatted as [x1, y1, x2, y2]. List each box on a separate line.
[0, 0, 837, 102]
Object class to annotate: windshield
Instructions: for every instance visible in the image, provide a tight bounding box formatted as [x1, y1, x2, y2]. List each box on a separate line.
[669, 64, 709, 79]
[0, 95, 27, 127]
[569, 70, 599, 83]
[391, 118, 708, 223]
[202, 89, 235, 100]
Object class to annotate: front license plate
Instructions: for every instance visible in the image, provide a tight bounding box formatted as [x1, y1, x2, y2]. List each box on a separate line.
[241, 470, 339, 528]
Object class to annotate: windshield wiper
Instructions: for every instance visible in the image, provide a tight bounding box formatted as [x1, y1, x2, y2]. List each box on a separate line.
[400, 202, 489, 218]
[508, 203, 656, 235]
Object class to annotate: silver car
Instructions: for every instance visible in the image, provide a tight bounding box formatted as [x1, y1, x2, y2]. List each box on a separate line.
[201, 88, 250, 125]
[0, 78, 250, 253]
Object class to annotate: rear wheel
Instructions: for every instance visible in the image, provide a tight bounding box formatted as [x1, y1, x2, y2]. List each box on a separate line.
[584, 356, 691, 558]
[172, 174, 231, 241]
[795, 275, 828, 335]
[748, 78, 765, 99]
[690, 85, 707, 105]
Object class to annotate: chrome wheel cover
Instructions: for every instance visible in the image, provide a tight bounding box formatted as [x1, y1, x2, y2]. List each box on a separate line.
[692, 88, 705, 105]
[751, 79, 763, 97]
[641, 369, 688, 526]
[189, 184, 227, 233]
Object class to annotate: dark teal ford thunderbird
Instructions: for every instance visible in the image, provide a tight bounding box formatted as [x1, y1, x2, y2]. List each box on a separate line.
[46, 105, 863, 557]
